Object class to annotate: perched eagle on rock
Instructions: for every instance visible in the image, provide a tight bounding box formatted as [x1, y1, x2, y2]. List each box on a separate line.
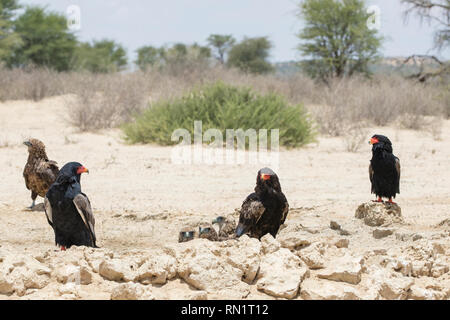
[236, 168, 289, 239]
[212, 216, 236, 239]
[44, 162, 97, 250]
[369, 134, 401, 204]
[23, 139, 59, 209]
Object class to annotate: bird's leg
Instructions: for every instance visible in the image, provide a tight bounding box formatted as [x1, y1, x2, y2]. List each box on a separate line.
[60, 245, 66, 251]
[372, 197, 383, 203]
[387, 198, 396, 204]
[28, 200, 36, 210]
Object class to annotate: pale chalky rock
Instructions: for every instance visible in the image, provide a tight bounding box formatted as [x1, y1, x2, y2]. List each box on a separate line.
[277, 225, 311, 250]
[134, 253, 177, 285]
[99, 258, 137, 282]
[172, 239, 250, 298]
[317, 254, 364, 285]
[257, 248, 309, 299]
[300, 278, 361, 300]
[355, 202, 403, 227]
[110, 283, 155, 300]
[0, 254, 51, 296]
[297, 242, 328, 269]
[54, 264, 92, 285]
[260, 234, 280, 254]
[367, 268, 414, 300]
[408, 285, 447, 300]
[222, 235, 262, 283]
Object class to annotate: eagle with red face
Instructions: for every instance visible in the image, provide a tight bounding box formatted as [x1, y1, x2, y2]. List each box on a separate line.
[44, 162, 97, 250]
[236, 168, 289, 239]
[369, 134, 401, 204]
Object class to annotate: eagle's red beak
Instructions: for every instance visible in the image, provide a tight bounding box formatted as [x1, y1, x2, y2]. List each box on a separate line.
[261, 174, 271, 181]
[77, 166, 89, 175]
[369, 137, 379, 145]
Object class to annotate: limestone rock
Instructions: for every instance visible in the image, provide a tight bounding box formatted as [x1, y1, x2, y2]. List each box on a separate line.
[99, 258, 136, 282]
[317, 254, 364, 285]
[373, 228, 394, 239]
[135, 253, 177, 285]
[367, 268, 414, 300]
[54, 264, 92, 285]
[335, 239, 349, 248]
[276, 224, 311, 250]
[172, 239, 250, 298]
[257, 248, 309, 299]
[297, 242, 327, 269]
[260, 234, 280, 254]
[110, 283, 155, 300]
[300, 278, 361, 300]
[355, 202, 403, 227]
[223, 235, 262, 283]
[408, 285, 447, 300]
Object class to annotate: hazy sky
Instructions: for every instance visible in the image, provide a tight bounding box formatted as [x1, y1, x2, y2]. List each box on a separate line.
[21, 0, 450, 63]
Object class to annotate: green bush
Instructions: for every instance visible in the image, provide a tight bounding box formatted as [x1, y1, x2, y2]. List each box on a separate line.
[122, 82, 316, 148]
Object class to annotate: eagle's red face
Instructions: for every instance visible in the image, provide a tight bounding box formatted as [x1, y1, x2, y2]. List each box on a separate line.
[260, 173, 272, 181]
[369, 137, 379, 145]
[76, 166, 89, 175]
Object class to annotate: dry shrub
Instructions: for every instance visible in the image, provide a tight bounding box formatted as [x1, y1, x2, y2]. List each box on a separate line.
[0, 66, 447, 134]
[342, 123, 370, 153]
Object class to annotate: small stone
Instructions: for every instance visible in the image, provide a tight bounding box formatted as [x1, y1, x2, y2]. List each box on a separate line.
[335, 239, 349, 248]
[330, 221, 341, 230]
[373, 228, 394, 239]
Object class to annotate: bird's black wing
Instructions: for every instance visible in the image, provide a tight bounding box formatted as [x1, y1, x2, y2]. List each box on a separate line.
[280, 195, 289, 225]
[369, 163, 374, 193]
[395, 157, 400, 194]
[73, 193, 96, 245]
[43, 196, 53, 228]
[240, 193, 266, 224]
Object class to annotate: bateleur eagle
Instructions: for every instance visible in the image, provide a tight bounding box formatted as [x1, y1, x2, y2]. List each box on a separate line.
[236, 168, 289, 239]
[44, 162, 97, 250]
[369, 134, 401, 204]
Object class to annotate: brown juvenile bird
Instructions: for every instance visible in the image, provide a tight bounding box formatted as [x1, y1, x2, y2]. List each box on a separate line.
[212, 216, 236, 239]
[23, 139, 59, 209]
[198, 223, 219, 241]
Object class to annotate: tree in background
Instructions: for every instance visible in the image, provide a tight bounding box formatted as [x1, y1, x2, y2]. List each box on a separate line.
[135, 45, 165, 71]
[74, 39, 128, 73]
[401, 0, 449, 82]
[206, 34, 235, 64]
[134, 43, 211, 73]
[402, 0, 449, 51]
[227, 37, 274, 74]
[8, 6, 77, 71]
[297, 0, 382, 81]
[0, 0, 21, 62]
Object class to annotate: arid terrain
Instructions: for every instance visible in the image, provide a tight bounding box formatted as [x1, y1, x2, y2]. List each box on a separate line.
[0, 95, 449, 300]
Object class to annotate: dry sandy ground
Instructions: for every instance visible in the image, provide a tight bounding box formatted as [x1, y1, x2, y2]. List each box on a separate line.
[0, 95, 449, 300]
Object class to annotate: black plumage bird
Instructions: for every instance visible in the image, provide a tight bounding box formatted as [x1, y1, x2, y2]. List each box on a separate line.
[369, 134, 401, 204]
[236, 168, 289, 239]
[44, 162, 97, 250]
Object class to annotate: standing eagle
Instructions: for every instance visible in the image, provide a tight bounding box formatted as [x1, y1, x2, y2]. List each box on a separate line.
[23, 139, 59, 209]
[44, 162, 97, 250]
[369, 135, 401, 204]
[236, 168, 289, 239]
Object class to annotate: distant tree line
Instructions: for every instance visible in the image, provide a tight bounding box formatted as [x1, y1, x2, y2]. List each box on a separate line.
[3, 0, 446, 81]
[0, 1, 275, 74]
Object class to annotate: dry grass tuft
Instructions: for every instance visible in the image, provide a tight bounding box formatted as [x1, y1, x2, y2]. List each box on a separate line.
[0, 67, 448, 136]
